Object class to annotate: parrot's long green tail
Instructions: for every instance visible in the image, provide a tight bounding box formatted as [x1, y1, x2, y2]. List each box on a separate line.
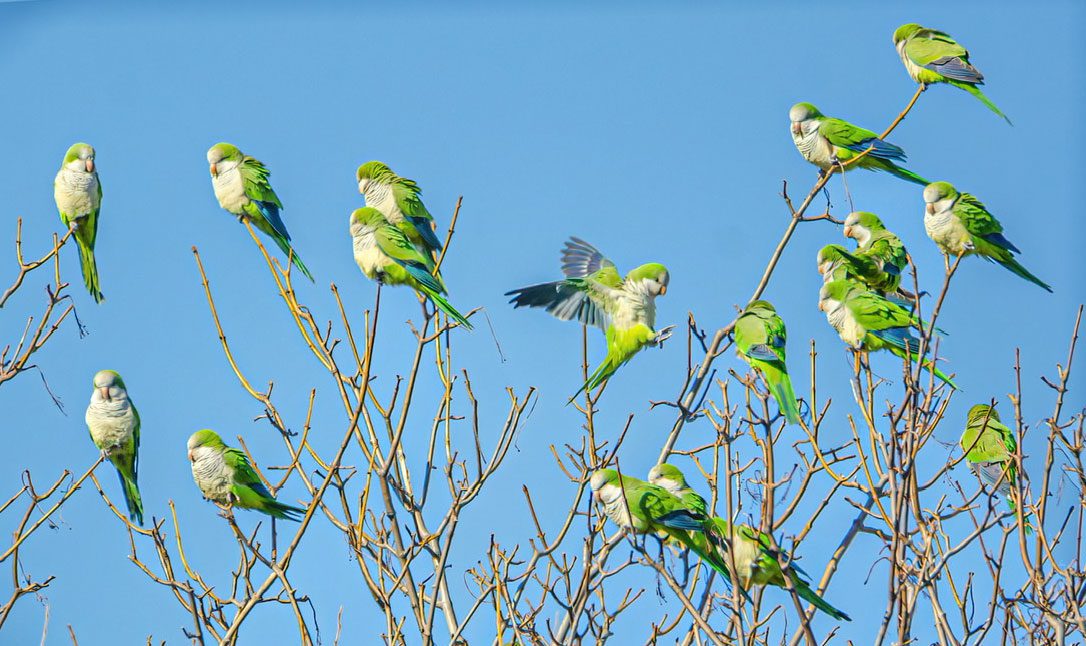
[996, 256, 1053, 293]
[951, 81, 1012, 125]
[116, 470, 144, 526]
[921, 357, 957, 390]
[264, 499, 305, 522]
[569, 355, 620, 403]
[75, 238, 104, 303]
[793, 579, 851, 621]
[763, 365, 801, 425]
[420, 286, 474, 330]
[268, 232, 314, 282]
[879, 160, 930, 186]
[1005, 498, 1035, 535]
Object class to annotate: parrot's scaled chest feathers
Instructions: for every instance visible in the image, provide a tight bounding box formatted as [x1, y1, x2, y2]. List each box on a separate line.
[793, 122, 835, 168]
[85, 398, 135, 452]
[613, 280, 657, 331]
[361, 182, 403, 224]
[925, 207, 971, 254]
[54, 168, 100, 218]
[595, 483, 640, 531]
[823, 298, 865, 347]
[190, 447, 233, 503]
[350, 222, 393, 279]
[896, 41, 926, 83]
[211, 160, 250, 214]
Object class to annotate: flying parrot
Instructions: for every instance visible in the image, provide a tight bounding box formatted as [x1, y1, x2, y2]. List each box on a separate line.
[349, 207, 472, 329]
[789, 103, 928, 185]
[649, 464, 851, 622]
[590, 469, 732, 580]
[733, 300, 801, 424]
[960, 404, 1031, 527]
[206, 143, 313, 281]
[187, 429, 304, 521]
[819, 279, 956, 388]
[892, 23, 1011, 124]
[923, 182, 1051, 292]
[356, 161, 444, 258]
[506, 238, 670, 399]
[85, 370, 143, 525]
[54, 143, 103, 302]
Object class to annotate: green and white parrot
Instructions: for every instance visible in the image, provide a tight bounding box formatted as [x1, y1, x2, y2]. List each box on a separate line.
[187, 429, 304, 521]
[819, 279, 956, 388]
[506, 238, 671, 399]
[892, 23, 1010, 124]
[356, 161, 443, 258]
[85, 370, 142, 525]
[54, 143, 103, 302]
[733, 300, 801, 425]
[842, 211, 908, 294]
[648, 465, 850, 622]
[789, 103, 929, 185]
[923, 182, 1051, 292]
[960, 404, 1029, 515]
[206, 143, 313, 281]
[349, 207, 472, 329]
[590, 469, 731, 579]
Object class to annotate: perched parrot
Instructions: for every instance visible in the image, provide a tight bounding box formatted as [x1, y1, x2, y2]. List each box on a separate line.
[648, 463, 850, 621]
[206, 143, 313, 281]
[789, 103, 928, 185]
[187, 429, 304, 521]
[356, 161, 444, 258]
[505, 238, 671, 399]
[54, 143, 103, 302]
[85, 370, 142, 525]
[349, 207, 472, 329]
[733, 301, 801, 424]
[590, 469, 731, 579]
[842, 211, 909, 294]
[923, 182, 1051, 292]
[960, 404, 1030, 519]
[819, 279, 956, 388]
[892, 23, 1011, 124]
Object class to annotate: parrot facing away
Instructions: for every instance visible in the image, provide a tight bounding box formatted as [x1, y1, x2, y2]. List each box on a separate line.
[54, 143, 104, 302]
[960, 404, 1031, 525]
[789, 103, 928, 185]
[892, 23, 1011, 124]
[648, 464, 851, 622]
[819, 279, 956, 388]
[923, 182, 1051, 292]
[187, 430, 304, 521]
[590, 469, 733, 581]
[206, 143, 313, 281]
[733, 300, 801, 424]
[350, 207, 473, 329]
[85, 370, 143, 525]
[357, 161, 444, 258]
[505, 238, 670, 399]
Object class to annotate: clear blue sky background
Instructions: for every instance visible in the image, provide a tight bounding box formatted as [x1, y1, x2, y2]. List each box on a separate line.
[1, 1, 1083, 643]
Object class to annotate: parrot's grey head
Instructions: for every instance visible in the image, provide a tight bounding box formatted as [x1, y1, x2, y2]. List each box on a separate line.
[207, 142, 242, 178]
[892, 23, 924, 45]
[923, 181, 959, 215]
[818, 279, 855, 311]
[843, 211, 884, 244]
[589, 469, 620, 499]
[63, 143, 96, 173]
[356, 161, 392, 194]
[816, 245, 845, 276]
[789, 102, 822, 135]
[647, 463, 687, 492]
[91, 369, 127, 403]
[628, 263, 669, 297]
[187, 429, 225, 462]
[349, 207, 386, 237]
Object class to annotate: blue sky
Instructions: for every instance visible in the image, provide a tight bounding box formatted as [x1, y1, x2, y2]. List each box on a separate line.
[1, 1, 1083, 643]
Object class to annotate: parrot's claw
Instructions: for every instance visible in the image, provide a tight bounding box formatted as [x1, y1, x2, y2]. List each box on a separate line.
[653, 325, 676, 347]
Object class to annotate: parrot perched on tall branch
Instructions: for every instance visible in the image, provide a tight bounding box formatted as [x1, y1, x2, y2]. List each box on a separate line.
[85, 370, 142, 525]
[54, 143, 104, 302]
[187, 429, 304, 521]
[733, 300, 801, 424]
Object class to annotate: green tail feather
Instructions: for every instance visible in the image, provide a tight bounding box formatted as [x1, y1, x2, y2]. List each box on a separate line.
[264, 499, 305, 521]
[794, 579, 851, 621]
[764, 366, 801, 425]
[880, 160, 930, 186]
[921, 357, 957, 390]
[951, 81, 1012, 125]
[75, 238, 103, 303]
[116, 470, 143, 526]
[568, 355, 618, 403]
[997, 257, 1052, 293]
[421, 287, 473, 330]
[1005, 498, 1035, 535]
[269, 233, 314, 282]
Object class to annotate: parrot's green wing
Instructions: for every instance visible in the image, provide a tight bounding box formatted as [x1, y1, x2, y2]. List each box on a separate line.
[735, 311, 785, 364]
[954, 194, 1015, 248]
[818, 119, 907, 161]
[223, 447, 265, 489]
[239, 156, 282, 207]
[373, 221, 447, 295]
[505, 238, 620, 331]
[391, 180, 443, 252]
[903, 30, 983, 83]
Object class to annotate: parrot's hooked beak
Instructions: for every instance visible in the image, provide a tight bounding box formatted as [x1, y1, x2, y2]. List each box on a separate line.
[843, 226, 853, 238]
[98, 387, 111, 402]
[85, 158, 94, 173]
[210, 163, 218, 178]
[187, 450, 195, 462]
[790, 122, 801, 136]
[659, 284, 667, 296]
[925, 203, 935, 215]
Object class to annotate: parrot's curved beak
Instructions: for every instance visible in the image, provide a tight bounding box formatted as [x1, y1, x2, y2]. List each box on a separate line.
[659, 284, 667, 296]
[210, 163, 218, 178]
[843, 226, 853, 238]
[790, 122, 801, 136]
[98, 387, 111, 402]
[187, 450, 194, 462]
[925, 203, 935, 215]
[85, 159, 94, 173]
